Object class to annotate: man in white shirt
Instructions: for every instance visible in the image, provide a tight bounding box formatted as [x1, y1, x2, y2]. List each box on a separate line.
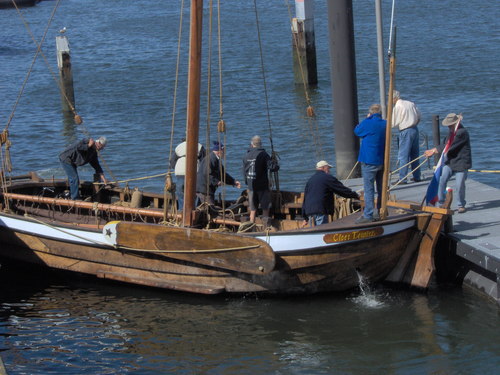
[170, 139, 205, 210]
[392, 90, 422, 183]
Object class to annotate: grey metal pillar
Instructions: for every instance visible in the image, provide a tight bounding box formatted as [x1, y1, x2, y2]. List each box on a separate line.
[327, 0, 359, 179]
[375, 0, 386, 118]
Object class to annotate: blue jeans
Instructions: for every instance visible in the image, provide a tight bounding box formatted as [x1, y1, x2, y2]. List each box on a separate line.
[309, 214, 329, 227]
[61, 161, 80, 200]
[438, 165, 468, 208]
[176, 175, 185, 210]
[361, 163, 383, 219]
[398, 127, 421, 181]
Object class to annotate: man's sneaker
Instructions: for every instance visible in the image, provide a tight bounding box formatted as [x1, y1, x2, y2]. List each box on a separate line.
[457, 207, 466, 213]
[373, 212, 380, 221]
[355, 216, 375, 224]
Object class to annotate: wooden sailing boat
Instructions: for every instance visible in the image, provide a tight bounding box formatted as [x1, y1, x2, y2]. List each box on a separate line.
[0, 1, 451, 294]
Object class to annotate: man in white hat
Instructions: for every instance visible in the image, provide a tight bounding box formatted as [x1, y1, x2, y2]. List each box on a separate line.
[424, 113, 471, 213]
[302, 160, 359, 227]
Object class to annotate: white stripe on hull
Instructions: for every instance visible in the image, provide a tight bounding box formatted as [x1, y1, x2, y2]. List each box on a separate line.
[1, 214, 414, 254]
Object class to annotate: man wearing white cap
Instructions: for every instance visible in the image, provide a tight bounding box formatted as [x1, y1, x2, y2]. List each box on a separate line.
[424, 113, 471, 213]
[302, 160, 359, 227]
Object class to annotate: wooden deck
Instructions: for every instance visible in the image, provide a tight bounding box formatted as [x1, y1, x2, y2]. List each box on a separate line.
[344, 172, 500, 305]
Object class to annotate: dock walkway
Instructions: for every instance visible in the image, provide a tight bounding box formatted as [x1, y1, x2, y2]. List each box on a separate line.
[345, 173, 500, 305]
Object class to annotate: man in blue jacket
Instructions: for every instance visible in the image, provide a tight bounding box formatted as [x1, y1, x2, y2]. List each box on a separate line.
[302, 160, 359, 227]
[354, 104, 386, 223]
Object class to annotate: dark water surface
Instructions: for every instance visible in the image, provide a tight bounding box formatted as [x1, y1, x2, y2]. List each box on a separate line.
[1, 0, 500, 373]
[1, 266, 499, 375]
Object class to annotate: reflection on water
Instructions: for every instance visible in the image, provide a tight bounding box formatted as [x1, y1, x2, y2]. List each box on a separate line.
[0, 265, 499, 374]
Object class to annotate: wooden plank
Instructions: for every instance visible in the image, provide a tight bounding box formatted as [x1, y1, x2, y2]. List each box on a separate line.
[106, 222, 276, 275]
[386, 200, 453, 215]
[385, 213, 432, 283]
[410, 191, 453, 288]
[97, 270, 225, 294]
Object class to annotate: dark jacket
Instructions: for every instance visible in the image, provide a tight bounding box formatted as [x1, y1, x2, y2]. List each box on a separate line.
[196, 151, 236, 196]
[59, 138, 103, 174]
[436, 125, 472, 172]
[302, 171, 359, 219]
[242, 147, 279, 191]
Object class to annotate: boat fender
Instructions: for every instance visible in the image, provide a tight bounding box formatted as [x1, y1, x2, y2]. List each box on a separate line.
[130, 187, 143, 208]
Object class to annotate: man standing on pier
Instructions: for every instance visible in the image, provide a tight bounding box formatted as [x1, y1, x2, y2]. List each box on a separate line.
[354, 104, 386, 223]
[424, 113, 472, 213]
[392, 90, 422, 184]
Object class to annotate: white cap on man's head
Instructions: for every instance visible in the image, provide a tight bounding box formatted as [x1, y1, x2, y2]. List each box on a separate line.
[316, 160, 333, 169]
[96, 136, 107, 146]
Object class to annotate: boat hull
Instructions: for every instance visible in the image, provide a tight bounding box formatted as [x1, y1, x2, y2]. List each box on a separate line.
[0, 212, 415, 294]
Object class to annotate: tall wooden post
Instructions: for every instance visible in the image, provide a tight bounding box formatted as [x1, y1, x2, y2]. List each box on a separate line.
[380, 28, 397, 221]
[292, 0, 317, 86]
[56, 35, 75, 113]
[183, 0, 203, 227]
[327, 0, 359, 179]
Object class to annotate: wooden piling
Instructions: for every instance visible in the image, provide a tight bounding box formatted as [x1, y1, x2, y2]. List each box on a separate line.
[56, 35, 75, 113]
[292, 0, 317, 86]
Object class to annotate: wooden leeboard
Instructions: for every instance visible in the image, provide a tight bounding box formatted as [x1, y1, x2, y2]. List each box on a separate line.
[410, 192, 453, 288]
[103, 222, 276, 275]
[385, 213, 432, 283]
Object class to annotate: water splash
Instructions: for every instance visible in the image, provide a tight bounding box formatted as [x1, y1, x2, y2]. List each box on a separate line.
[351, 270, 385, 309]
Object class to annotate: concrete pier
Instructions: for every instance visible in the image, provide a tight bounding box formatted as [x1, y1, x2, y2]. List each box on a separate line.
[345, 173, 500, 305]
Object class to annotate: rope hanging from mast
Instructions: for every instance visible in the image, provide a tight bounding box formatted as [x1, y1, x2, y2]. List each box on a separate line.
[284, 0, 323, 161]
[252, 0, 281, 191]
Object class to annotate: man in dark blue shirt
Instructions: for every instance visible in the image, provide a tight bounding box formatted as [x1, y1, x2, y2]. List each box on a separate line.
[302, 160, 359, 227]
[59, 137, 108, 200]
[354, 104, 386, 223]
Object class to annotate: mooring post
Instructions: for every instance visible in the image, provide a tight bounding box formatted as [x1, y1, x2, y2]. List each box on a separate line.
[56, 35, 75, 113]
[432, 114, 440, 164]
[292, 0, 318, 86]
[327, 0, 360, 178]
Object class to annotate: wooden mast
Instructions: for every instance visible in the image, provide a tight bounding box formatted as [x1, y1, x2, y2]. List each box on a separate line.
[379, 27, 396, 220]
[183, 0, 203, 226]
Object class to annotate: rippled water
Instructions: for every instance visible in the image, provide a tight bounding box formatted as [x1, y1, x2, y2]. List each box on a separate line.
[1, 266, 499, 375]
[1, 0, 499, 373]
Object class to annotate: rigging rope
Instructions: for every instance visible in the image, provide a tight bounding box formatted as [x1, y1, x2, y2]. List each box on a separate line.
[167, 0, 186, 173]
[284, 0, 323, 161]
[253, 0, 282, 191]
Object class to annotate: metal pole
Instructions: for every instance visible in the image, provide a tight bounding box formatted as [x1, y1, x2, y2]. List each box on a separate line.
[375, 0, 386, 118]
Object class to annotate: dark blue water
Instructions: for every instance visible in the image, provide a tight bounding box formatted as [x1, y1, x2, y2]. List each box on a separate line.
[1, 0, 499, 374]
